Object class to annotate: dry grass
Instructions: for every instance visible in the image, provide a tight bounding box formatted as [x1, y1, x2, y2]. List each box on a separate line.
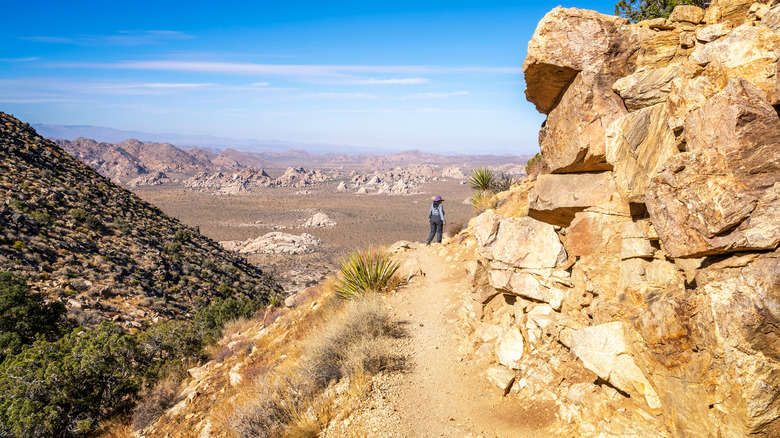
[94, 418, 134, 438]
[301, 296, 404, 389]
[222, 291, 404, 438]
[132, 374, 183, 431]
[446, 221, 465, 237]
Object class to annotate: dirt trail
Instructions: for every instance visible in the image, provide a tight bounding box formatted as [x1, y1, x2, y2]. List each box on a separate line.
[376, 243, 554, 438]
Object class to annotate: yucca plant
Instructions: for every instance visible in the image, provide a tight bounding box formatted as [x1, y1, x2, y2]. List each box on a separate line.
[468, 167, 495, 191]
[334, 250, 399, 299]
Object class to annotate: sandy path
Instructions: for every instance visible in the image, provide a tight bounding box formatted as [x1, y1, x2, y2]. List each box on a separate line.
[379, 243, 554, 438]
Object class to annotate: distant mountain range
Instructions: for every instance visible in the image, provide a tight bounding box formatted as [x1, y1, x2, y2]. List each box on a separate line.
[53, 135, 531, 184]
[33, 123, 397, 155]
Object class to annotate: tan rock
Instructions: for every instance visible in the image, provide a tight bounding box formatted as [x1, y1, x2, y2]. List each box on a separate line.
[695, 22, 734, 42]
[569, 321, 661, 409]
[496, 327, 525, 369]
[708, 0, 753, 25]
[665, 65, 727, 135]
[612, 64, 682, 111]
[648, 79, 780, 258]
[669, 5, 705, 24]
[688, 24, 780, 104]
[605, 103, 679, 203]
[528, 173, 629, 227]
[639, 18, 676, 31]
[631, 251, 780, 436]
[485, 366, 516, 395]
[539, 72, 626, 172]
[523, 7, 631, 114]
[488, 269, 548, 302]
[648, 152, 779, 258]
[476, 213, 565, 269]
[635, 29, 690, 70]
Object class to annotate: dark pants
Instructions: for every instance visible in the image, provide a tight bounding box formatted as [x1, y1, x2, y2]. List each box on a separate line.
[427, 217, 443, 244]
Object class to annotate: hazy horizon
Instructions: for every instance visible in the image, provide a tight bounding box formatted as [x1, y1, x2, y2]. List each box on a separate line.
[2, 0, 617, 155]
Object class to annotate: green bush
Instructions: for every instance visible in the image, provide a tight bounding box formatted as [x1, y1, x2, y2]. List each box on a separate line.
[0, 323, 140, 437]
[0, 271, 65, 362]
[333, 250, 399, 299]
[193, 296, 262, 345]
[0, 272, 263, 437]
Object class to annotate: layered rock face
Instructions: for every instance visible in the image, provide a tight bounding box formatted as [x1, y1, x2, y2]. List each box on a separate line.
[468, 2, 780, 436]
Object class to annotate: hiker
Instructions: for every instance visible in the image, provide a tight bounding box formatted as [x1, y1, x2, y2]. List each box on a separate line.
[426, 195, 445, 245]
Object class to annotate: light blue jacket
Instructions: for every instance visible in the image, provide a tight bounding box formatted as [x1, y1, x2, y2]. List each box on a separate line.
[428, 202, 445, 222]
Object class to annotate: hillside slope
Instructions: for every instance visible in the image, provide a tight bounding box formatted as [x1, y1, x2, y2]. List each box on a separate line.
[1, 112, 282, 329]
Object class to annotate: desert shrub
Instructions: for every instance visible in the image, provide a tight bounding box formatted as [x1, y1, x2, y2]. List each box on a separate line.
[469, 190, 497, 213]
[174, 228, 191, 243]
[230, 376, 310, 438]
[193, 296, 263, 345]
[0, 271, 65, 361]
[0, 322, 141, 437]
[333, 250, 399, 299]
[12, 240, 24, 251]
[446, 221, 465, 237]
[165, 241, 182, 255]
[0, 280, 260, 437]
[301, 297, 403, 389]
[492, 172, 519, 192]
[31, 211, 53, 226]
[468, 167, 495, 191]
[131, 374, 181, 431]
[525, 152, 544, 178]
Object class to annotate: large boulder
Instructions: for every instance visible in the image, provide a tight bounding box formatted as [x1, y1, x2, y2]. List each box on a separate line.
[688, 24, 780, 104]
[647, 79, 780, 258]
[605, 103, 679, 203]
[612, 64, 682, 112]
[523, 7, 632, 114]
[631, 250, 780, 436]
[538, 72, 626, 173]
[474, 212, 566, 269]
[569, 321, 662, 410]
[528, 173, 630, 227]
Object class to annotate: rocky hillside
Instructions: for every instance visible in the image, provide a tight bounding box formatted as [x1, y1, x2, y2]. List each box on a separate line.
[1, 113, 282, 329]
[461, 1, 778, 436]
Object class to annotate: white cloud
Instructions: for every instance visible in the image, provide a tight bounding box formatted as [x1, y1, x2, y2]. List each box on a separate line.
[0, 57, 41, 63]
[21, 30, 195, 46]
[343, 78, 429, 85]
[52, 60, 522, 77]
[400, 91, 470, 100]
[299, 92, 377, 99]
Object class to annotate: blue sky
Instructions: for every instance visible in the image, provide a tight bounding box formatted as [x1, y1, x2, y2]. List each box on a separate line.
[1, 1, 617, 155]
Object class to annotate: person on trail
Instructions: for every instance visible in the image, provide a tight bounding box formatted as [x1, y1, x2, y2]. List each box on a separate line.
[426, 195, 445, 245]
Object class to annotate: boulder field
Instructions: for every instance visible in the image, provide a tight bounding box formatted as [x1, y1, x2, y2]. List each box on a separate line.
[466, 1, 779, 436]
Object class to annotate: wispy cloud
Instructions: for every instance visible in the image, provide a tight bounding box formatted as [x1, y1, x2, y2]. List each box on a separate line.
[299, 92, 377, 99]
[400, 91, 470, 100]
[52, 60, 522, 76]
[0, 57, 41, 63]
[21, 30, 195, 46]
[341, 78, 429, 85]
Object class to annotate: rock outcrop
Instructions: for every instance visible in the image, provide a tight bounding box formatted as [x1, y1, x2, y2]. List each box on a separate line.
[220, 232, 322, 255]
[303, 212, 337, 228]
[461, 3, 780, 437]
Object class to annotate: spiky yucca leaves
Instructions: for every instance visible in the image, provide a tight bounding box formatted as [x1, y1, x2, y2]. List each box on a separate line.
[334, 250, 399, 299]
[468, 167, 495, 191]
